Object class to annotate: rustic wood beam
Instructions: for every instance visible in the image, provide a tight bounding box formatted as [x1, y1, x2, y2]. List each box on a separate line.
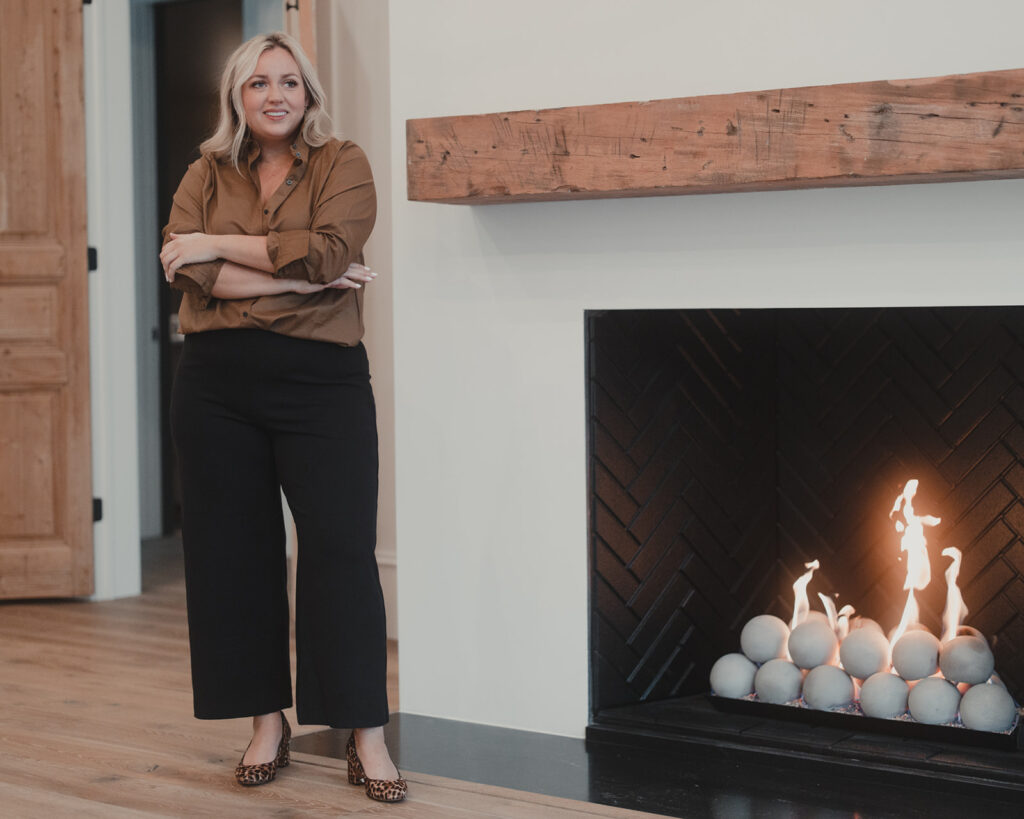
[406, 69, 1024, 204]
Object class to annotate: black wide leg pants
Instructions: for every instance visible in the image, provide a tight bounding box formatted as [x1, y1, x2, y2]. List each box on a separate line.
[170, 329, 388, 728]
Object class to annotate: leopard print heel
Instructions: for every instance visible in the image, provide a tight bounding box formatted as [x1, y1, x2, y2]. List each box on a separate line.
[345, 730, 408, 803]
[234, 712, 291, 786]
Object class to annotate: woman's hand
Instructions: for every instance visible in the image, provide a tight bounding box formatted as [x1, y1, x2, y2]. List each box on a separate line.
[289, 264, 376, 295]
[290, 279, 328, 295]
[324, 263, 378, 290]
[161, 232, 220, 282]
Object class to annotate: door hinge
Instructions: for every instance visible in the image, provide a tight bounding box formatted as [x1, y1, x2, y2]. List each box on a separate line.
[93, 498, 103, 522]
[88, 247, 98, 271]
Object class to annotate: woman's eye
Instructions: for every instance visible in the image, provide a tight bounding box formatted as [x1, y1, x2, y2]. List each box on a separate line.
[251, 80, 266, 88]
[285, 80, 298, 88]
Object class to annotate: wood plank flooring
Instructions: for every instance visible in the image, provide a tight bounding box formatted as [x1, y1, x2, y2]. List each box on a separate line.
[0, 537, 658, 817]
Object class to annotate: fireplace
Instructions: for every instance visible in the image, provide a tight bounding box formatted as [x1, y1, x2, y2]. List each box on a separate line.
[585, 307, 1024, 788]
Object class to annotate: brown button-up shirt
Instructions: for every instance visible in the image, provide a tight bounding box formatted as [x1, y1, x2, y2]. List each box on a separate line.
[163, 136, 376, 346]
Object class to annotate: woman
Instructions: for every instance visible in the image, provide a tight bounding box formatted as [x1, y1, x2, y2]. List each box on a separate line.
[160, 32, 405, 803]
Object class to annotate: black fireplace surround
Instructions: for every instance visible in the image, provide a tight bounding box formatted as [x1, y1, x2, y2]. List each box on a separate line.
[586, 307, 1024, 790]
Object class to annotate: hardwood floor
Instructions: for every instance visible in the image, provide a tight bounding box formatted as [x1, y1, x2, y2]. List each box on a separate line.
[0, 537, 656, 817]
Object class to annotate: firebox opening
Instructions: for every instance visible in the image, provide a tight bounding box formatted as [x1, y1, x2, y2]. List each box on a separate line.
[586, 307, 1024, 785]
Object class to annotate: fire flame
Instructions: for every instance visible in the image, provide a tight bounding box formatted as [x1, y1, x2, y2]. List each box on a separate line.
[818, 593, 838, 632]
[836, 604, 855, 641]
[890, 589, 919, 650]
[888, 479, 940, 648]
[790, 560, 819, 629]
[940, 546, 968, 644]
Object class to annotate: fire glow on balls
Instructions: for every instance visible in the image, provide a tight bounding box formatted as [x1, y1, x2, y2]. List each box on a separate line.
[708, 479, 1020, 735]
[838, 624, 890, 679]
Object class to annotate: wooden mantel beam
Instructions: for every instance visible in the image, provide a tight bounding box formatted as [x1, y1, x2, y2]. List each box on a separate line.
[406, 69, 1024, 204]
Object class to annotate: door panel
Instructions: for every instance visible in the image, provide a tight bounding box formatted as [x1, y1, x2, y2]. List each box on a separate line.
[0, 286, 58, 341]
[0, 0, 92, 597]
[0, 392, 56, 536]
[0, 3, 49, 235]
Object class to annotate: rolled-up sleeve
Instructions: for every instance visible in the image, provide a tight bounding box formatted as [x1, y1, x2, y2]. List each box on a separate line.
[162, 157, 224, 309]
[267, 143, 377, 284]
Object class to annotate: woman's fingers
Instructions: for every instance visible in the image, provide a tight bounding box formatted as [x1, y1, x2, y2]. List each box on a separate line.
[345, 263, 377, 282]
[160, 241, 183, 282]
[160, 249, 176, 282]
[159, 233, 215, 278]
[160, 249, 185, 282]
[327, 276, 361, 289]
[324, 266, 378, 289]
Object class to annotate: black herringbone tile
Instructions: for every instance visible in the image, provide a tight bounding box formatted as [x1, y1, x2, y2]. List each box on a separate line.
[588, 308, 1024, 712]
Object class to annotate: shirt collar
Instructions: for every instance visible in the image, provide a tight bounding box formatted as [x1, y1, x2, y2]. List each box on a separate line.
[243, 132, 309, 171]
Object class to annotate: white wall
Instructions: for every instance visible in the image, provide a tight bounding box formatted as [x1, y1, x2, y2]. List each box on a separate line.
[85, 0, 142, 599]
[388, 0, 1024, 737]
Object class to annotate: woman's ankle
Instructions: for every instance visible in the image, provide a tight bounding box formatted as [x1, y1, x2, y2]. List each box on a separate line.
[252, 711, 282, 733]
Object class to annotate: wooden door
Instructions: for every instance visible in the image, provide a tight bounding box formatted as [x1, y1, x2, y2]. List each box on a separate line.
[0, 0, 92, 597]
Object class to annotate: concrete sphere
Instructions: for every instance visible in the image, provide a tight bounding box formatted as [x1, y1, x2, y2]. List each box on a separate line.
[740, 614, 790, 664]
[892, 630, 940, 680]
[908, 677, 961, 725]
[754, 659, 804, 704]
[840, 627, 891, 680]
[886, 621, 930, 644]
[788, 620, 839, 669]
[710, 653, 757, 699]
[803, 665, 854, 711]
[939, 635, 995, 685]
[960, 684, 1017, 733]
[860, 672, 909, 719]
[850, 617, 884, 634]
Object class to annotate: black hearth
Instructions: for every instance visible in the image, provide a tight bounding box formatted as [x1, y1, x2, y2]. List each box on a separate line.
[585, 307, 1024, 792]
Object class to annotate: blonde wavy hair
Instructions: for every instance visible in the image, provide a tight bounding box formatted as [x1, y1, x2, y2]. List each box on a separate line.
[201, 32, 334, 167]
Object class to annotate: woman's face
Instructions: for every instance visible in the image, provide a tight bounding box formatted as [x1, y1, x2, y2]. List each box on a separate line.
[241, 47, 307, 148]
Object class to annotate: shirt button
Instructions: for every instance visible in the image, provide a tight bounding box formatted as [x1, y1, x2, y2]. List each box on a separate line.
[285, 178, 294, 185]
[242, 311, 248, 318]
[263, 208, 269, 214]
